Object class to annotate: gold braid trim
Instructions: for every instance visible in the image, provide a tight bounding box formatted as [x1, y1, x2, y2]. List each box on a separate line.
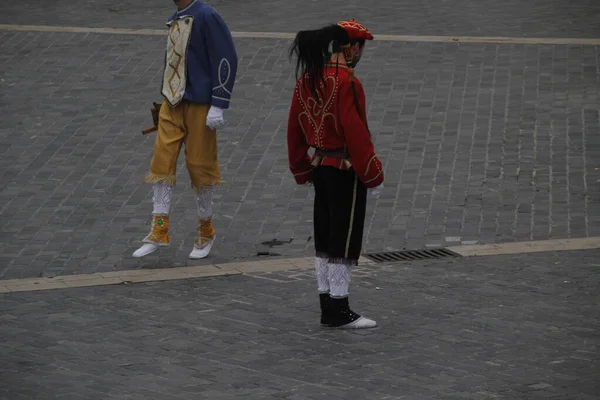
[144, 172, 176, 187]
[344, 174, 359, 259]
[364, 171, 383, 185]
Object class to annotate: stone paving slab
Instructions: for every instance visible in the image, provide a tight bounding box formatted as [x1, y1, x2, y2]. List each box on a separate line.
[0, 249, 599, 399]
[2, 237, 600, 293]
[1, 0, 600, 38]
[448, 236, 600, 257]
[1, 29, 599, 279]
[0, 256, 371, 293]
[6, 24, 600, 46]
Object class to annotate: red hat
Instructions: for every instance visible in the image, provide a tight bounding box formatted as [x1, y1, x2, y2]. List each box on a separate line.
[337, 19, 374, 41]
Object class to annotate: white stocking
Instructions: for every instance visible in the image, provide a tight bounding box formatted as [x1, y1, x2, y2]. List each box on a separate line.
[196, 187, 214, 219]
[152, 183, 173, 215]
[328, 263, 351, 299]
[315, 257, 329, 294]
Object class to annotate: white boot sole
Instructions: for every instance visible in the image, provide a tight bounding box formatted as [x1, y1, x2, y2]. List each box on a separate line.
[189, 236, 215, 259]
[132, 243, 159, 258]
[338, 316, 377, 329]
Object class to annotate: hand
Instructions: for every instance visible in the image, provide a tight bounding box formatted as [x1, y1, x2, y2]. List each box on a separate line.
[368, 183, 384, 197]
[206, 106, 224, 129]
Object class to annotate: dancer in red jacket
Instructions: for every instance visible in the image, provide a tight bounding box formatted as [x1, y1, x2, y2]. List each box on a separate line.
[287, 20, 384, 329]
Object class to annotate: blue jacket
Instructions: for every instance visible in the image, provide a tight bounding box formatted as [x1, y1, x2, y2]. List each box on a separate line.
[167, 0, 238, 109]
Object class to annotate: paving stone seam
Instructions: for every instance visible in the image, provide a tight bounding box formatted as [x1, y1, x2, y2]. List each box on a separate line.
[1, 24, 600, 45]
[0, 237, 599, 293]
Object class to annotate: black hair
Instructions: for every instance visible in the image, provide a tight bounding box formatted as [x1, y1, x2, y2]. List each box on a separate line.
[289, 24, 352, 99]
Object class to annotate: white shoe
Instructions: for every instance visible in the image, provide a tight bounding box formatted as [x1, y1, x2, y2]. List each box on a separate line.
[132, 243, 159, 258]
[339, 316, 377, 329]
[189, 235, 216, 259]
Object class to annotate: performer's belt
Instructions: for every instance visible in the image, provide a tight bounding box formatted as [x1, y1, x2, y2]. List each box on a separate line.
[312, 148, 352, 169]
[315, 148, 350, 159]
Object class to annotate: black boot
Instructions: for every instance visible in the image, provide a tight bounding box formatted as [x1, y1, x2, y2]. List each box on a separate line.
[328, 297, 377, 329]
[319, 293, 333, 326]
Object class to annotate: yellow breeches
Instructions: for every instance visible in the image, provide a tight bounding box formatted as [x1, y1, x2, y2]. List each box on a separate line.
[144, 101, 223, 191]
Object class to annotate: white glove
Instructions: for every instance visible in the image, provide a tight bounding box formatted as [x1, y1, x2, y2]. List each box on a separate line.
[206, 106, 224, 129]
[368, 183, 384, 197]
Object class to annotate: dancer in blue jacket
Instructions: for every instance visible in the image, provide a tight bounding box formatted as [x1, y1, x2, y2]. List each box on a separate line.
[134, 0, 238, 260]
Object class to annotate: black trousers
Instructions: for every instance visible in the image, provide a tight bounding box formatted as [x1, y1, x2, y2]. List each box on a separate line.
[313, 166, 368, 266]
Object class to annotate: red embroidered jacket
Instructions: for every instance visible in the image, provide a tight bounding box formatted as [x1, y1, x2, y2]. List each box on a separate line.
[287, 65, 384, 188]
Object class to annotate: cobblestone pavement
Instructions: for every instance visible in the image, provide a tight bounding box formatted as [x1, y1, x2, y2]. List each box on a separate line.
[1, 24, 599, 279]
[1, 249, 599, 399]
[1, 0, 600, 38]
[2, 0, 600, 281]
[1, 2, 599, 399]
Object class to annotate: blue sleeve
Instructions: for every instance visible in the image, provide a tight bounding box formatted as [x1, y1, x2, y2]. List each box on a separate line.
[203, 9, 238, 110]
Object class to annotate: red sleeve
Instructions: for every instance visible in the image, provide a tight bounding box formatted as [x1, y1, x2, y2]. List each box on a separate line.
[338, 81, 384, 188]
[287, 85, 313, 184]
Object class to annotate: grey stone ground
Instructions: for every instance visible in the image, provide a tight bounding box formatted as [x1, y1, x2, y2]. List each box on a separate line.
[1, 2, 600, 397]
[1, 250, 599, 399]
[1, 10, 600, 278]
[1, 0, 600, 38]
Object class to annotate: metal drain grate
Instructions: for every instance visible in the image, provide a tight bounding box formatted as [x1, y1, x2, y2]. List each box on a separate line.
[364, 248, 461, 263]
